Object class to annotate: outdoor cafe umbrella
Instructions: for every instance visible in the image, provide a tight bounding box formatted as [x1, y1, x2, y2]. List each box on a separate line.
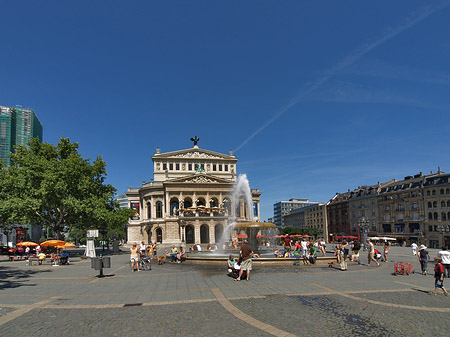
[16, 241, 38, 247]
[234, 234, 248, 239]
[40, 240, 66, 247]
[55, 242, 76, 249]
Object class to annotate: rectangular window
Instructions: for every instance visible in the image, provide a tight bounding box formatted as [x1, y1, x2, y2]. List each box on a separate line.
[163, 163, 167, 170]
[429, 225, 433, 231]
[385, 206, 390, 211]
[176, 163, 180, 170]
[224, 164, 228, 171]
[169, 163, 173, 170]
[412, 202, 418, 209]
[188, 163, 192, 171]
[213, 164, 216, 171]
[219, 164, 223, 171]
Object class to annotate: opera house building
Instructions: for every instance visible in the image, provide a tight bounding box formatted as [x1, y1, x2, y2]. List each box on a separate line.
[126, 142, 261, 246]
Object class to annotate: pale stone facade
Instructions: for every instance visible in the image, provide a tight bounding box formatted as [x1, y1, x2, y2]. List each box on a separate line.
[126, 144, 261, 245]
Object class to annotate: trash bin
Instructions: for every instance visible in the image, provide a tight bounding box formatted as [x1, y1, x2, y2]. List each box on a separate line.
[102, 256, 111, 268]
[92, 258, 102, 270]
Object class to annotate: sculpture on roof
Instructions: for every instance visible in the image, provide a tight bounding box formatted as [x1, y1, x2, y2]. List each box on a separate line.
[190, 136, 200, 146]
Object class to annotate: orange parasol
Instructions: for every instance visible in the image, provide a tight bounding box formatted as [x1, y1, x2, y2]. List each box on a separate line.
[16, 241, 38, 247]
[40, 240, 66, 247]
[55, 242, 76, 249]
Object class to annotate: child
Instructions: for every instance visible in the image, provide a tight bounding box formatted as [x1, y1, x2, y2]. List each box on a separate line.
[431, 257, 448, 296]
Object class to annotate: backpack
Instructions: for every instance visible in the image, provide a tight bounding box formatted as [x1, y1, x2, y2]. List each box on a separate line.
[353, 242, 361, 250]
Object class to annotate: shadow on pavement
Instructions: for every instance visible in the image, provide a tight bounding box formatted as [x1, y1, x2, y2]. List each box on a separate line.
[0, 265, 51, 291]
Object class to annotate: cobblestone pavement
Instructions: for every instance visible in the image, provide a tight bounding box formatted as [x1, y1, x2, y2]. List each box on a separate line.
[0, 246, 449, 336]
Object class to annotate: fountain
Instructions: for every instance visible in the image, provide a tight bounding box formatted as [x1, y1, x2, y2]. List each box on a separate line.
[185, 174, 336, 265]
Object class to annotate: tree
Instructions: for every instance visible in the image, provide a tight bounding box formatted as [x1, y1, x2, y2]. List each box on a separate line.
[1, 138, 133, 240]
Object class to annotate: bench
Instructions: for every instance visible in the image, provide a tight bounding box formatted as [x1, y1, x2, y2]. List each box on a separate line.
[27, 257, 58, 265]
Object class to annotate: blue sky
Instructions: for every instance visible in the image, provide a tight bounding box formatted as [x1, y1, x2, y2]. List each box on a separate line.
[1, 0, 450, 221]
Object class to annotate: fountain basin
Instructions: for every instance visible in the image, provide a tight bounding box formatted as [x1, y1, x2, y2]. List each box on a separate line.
[183, 256, 338, 266]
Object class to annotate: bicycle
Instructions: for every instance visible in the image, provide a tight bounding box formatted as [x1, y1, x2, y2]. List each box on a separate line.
[139, 256, 152, 270]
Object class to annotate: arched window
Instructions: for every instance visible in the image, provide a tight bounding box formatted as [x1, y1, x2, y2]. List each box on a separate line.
[170, 198, 179, 216]
[434, 212, 438, 220]
[447, 200, 450, 208]
[223, 198, 231, 215]
[427, 190, 431, 196]
[442, 212, 447, 221]
[214, 224, 223, 243]
[196, 198, 205, 207]
[184, 198, 192, 208]
[432, 190, 436, 195]
[433, 201, 438, 208]
[200, 224, 210, 244]
[156, 201, 163, 218]
[428, 212, 433, 220]
[156, 227, 163, 243]
[447, 188, 450, 194]
[441, 189, 445, 195]
[147, 202, 151, 219]
[209, 198, 218, 208]
[428, 202, 432, 208]
[448, 211, 450, 220]
[442, 201, 446, 208]
[185, 225, 195, 244]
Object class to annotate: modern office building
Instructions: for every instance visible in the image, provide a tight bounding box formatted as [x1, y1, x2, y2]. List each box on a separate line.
[0, 105, 43, 166]
[273, 198, 315, 227]
[117, 194, 129, 209]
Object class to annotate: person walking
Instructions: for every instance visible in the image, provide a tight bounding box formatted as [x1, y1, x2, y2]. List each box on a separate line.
[351, 240, 361, 263]
[431, 257, 448, 296]
[130, 243, 140, 272]
[438, 247, 450, 278]
[411, 242, 418, 256]
[284, 234, 291, 254]
[340, 240, 349, 271]
[367, 239, 379, 267]
[383, 243, 389, 262]
[235, 240, 253, 281]
[418, 245, 430, 275]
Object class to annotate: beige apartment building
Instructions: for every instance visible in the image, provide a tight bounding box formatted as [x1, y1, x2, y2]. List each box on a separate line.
[348, 181, 396, 239]
[423, 172, 450, 249]
[126, 142, 261, 246]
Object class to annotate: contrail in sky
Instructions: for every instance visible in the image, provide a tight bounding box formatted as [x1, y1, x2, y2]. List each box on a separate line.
[233, 1, 450, 152]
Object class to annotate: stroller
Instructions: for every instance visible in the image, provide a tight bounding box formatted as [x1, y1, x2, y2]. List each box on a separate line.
[374, 249, 384, 262]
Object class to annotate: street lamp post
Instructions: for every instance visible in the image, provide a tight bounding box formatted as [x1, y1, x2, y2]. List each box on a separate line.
[437, 225, 450, 249]
[358, 218, 370, 250]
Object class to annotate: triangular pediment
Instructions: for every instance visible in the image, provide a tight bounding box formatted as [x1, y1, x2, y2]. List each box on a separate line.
[167, 173, 233, 184]
[153, 147, 236, 161]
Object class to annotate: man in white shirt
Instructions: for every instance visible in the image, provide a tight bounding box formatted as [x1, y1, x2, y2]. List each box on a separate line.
[411, 242, 418, 256]
[438, 247, 450, 278]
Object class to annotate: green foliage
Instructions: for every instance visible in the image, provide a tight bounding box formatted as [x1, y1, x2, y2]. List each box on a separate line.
[280, 227, 302, 235]
[0, 137, 133, 239]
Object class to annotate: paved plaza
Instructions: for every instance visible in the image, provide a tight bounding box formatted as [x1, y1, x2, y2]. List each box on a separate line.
[1, 246, 449, 336]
